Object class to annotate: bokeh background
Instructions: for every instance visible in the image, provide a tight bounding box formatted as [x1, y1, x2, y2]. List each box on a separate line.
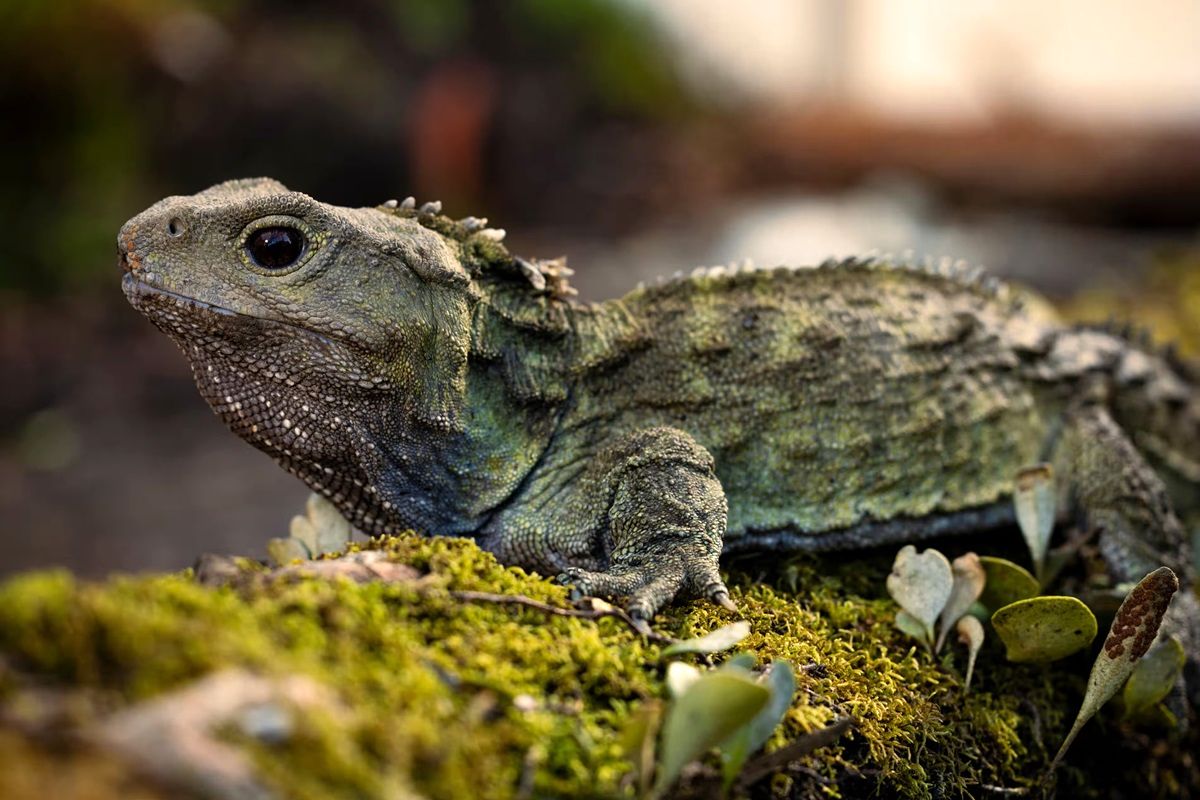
[3, 0, 1199, 578]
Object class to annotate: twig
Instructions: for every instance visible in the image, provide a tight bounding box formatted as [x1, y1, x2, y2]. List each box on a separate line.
[1019, 697, 1044, 752]
[790, 764, 833, 785]
[215, 547, 682, 644]
[449, 590, 678, 644]
[978, 785, 1030, 796]
[737, 716, 854, 787]
[516, 745, 539, 800]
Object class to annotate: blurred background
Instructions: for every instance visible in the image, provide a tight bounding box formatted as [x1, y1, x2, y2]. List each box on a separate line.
[2, 0, 1199, 578]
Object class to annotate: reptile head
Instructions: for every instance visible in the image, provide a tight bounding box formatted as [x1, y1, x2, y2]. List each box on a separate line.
[120, 179, 480, 518]
[119, 177, 475, 330]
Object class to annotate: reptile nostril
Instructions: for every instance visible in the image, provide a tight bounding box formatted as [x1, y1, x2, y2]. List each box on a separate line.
[119, 248, 142, 274]
[167, 217, 185, 238]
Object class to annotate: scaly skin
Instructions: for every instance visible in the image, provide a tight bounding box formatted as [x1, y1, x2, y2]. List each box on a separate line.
[118, 179, 1198, 683]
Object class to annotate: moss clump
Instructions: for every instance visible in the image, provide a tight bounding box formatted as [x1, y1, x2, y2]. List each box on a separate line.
[0, 536, 1194, 799]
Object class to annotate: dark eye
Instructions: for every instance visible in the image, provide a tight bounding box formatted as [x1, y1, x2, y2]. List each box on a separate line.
[246, 226, 306, 270]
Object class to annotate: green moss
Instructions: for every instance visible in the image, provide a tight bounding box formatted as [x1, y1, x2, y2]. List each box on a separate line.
[0, 537, 1194, 799]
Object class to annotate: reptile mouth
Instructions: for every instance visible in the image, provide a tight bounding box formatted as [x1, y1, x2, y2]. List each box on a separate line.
[121, 273, 340, 350]
[121, 272, 238, 319]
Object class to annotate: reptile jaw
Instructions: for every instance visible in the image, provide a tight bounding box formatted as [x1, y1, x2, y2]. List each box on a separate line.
[121, 272, 238, 320]
[121, 272, 343, 360]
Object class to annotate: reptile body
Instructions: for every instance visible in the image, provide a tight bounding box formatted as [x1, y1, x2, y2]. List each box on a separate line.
[118, 179, 1198, 686]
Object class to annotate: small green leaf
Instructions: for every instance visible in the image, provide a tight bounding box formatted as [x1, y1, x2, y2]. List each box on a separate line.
[653, 671, 770, 797]
[894, 609, 930, 647]
[936, 552, 986, 652]
[665, 661, 701, 699]
[956, 615, 985, 693]
[719, 661, 796, 790]
[741, 662, 795, 755]
[718, 652, 758, 672]
[267, 536, 310, 566]
[620, 700, 663, 799]
[1123, 635, 1186, 719]
[287, 516, 319, 556]
[886, 546, 953, 645]
[977, 556, 1040, 612]
[1139, 702, 1180, 730]
[781, 562, 802, 594]
[1053, 567, 1179, 768]
[662, 621, 750, 658]
[1013, 464, 1056, 582]
[1040, 547, 1073, 588]
[965, 600, 990, 623]
[305, 492, 353, 555]
[991, 596, 1097, 663]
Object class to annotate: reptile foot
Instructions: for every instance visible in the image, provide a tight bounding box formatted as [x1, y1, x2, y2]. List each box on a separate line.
[556, 548, 736, 627]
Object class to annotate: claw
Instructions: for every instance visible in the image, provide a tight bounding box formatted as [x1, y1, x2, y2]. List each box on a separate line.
[628, 611, 652, 637]
[711, 589, 739, 613]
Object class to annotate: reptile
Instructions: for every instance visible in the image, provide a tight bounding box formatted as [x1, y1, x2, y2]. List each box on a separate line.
[118, 178, 1199, 689]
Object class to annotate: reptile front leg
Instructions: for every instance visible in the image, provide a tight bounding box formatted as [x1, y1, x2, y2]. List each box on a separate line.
[550, 426, 735, 625]
[1052, 401, 1199, 708]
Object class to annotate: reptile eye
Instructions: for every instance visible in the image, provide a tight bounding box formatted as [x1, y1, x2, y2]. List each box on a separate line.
[246, 226, 306, 270]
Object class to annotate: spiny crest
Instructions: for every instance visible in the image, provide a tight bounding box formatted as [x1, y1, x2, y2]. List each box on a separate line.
[377, 197, 600, 404]
[377, 197, 578, 299]
[644, 251, 1020, 311]
[814, 252, 1015, 304]
[642, 258, 758, 289]
[1077, 319, 1200, 385]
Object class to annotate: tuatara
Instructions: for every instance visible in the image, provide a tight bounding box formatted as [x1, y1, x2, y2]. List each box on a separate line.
[118, 179, 1198, 677]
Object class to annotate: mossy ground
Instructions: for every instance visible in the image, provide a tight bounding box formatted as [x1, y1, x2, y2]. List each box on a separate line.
[0, 534, 1195, 799]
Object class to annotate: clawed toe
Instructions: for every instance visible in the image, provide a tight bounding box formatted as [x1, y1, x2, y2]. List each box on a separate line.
[696, 568, 738, 614]
[628, 608, 652, 636]
[710, 588, 739, 613]
[555, 546, 737, 632]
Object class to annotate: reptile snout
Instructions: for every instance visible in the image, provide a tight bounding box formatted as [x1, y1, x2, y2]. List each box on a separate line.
[117, 195, 197, 276]
[116, 210, 172, 291]
[117, 235, 144, 276]
[117, 216, 146, 276]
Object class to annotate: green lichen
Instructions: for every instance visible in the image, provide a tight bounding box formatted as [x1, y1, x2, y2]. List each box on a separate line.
[0, 536, 1195, 799]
